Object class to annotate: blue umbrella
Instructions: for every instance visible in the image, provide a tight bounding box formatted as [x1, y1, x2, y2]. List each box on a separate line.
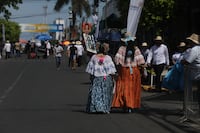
[35, 34, 52, 41]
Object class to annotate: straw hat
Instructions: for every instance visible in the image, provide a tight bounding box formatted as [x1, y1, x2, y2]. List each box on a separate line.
[142, 42, 148, 47]
[76, 41, 82, 45]
[186, 33, 200, 44]
[154, 36, 163, 41]
[177, 42, 186, 48]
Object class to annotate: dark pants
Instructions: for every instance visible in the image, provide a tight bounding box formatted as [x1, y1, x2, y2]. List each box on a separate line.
[55, 57, 61, 68]
[77, 55, 82, 67]
[152, 64, 165, 90]
[5, 52, 11, 59]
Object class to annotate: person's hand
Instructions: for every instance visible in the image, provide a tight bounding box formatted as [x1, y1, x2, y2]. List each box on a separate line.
[147, 63, 151, 67]
[165, 65, 169, 70]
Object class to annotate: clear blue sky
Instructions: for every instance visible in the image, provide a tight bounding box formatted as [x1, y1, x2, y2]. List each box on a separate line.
[10, 0, 69, 24]
[9, 0, 105, 40]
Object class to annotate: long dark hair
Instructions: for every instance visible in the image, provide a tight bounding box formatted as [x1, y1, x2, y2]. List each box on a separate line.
[97, 44, 105, 54]
[125, 40, 135, 63]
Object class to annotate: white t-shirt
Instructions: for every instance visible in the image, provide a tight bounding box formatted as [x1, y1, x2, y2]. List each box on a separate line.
[46, 42, 51, 49]
[4, 43, 11, 52]
[75, 45, 84, 56]
[54, 45, 63, 57]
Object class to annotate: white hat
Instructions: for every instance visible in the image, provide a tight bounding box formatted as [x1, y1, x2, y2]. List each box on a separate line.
[154, 36, 163, 41]
[142, 42, 148, 47]
[186, 33, 200, 44]
[177, 42, 186, 47]
[76, 41, 82, 45]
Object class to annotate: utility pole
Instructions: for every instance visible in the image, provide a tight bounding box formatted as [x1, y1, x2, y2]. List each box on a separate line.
[43, 5, 48, 24]
[43, 0, 50, 24]
[2, 23, 5, 43]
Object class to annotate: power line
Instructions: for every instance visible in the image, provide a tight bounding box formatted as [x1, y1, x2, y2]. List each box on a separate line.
[10, 10, 68, 19]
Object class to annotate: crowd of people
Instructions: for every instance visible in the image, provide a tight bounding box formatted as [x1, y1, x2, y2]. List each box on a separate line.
[0, 31, 199, 117]
[85, 32, 200, 115]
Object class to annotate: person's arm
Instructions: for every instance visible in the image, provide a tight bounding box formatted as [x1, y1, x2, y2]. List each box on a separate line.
[146, 47, 153, 66]
[165, 46, 170, 66]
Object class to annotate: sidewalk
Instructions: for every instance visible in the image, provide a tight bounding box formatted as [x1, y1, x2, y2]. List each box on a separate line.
[141, 88, 200, 131]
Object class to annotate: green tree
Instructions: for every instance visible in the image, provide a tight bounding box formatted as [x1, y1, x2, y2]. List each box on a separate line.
[0, 19, 21, 42]
[54, 0, 91, 27]
[0, 0, 22, 19]
[117, 0, 175, 35]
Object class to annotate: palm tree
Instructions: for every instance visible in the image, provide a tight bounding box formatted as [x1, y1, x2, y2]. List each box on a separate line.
[54, 0, 91, 27]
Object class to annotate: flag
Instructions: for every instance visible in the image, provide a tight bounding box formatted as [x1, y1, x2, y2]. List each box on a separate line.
[127, 0, 145, 38]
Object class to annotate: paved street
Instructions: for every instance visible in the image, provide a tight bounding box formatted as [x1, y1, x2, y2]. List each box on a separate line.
[0, 55, 199, 133]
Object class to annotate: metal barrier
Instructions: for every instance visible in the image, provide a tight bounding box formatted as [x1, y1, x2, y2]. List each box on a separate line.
[182, 65, 200, 123]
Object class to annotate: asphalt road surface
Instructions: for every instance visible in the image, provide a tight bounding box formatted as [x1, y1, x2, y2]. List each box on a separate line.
[0, 56, 199, 133]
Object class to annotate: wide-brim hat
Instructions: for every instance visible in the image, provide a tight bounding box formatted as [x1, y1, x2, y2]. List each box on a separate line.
[154, 36, 163, 41]
[76, 41, 82, 45]
[141, 42, 148, 47]
[177, 42, 186, 48]
[186, 33, 200, 44]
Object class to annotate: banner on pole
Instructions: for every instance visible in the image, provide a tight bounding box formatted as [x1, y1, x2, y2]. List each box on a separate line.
[127, 0, 144, 37]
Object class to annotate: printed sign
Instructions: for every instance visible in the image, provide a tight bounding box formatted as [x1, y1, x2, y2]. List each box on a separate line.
[20, 24, 64, 32]
[83, 33, 96, 54]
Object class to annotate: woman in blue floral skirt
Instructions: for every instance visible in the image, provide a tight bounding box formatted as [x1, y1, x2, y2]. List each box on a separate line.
[85, 44, 116, 114]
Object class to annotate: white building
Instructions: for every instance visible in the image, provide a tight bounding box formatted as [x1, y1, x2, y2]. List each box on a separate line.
[53, 18, 65, 41]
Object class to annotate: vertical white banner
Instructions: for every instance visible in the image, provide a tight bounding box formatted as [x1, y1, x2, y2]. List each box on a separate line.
[127, 0, 144, 37]
[92, 14, 99, 40]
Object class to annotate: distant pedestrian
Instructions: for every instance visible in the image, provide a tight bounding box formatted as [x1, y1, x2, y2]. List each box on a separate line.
[15, 42, 21, 57]
[140, 42, 150, 61]
[85, 44, 116, 114]
[140, 42, 150, 85]
[45, 40, 51, 57]
[53, 42, 64, 70]
[75, 41, 84, 67]
[146, 36, 169, 92]
[69, 42, 78, 70]
[172, 42, 186, 64]
[0, 42, 4, 59]
[3, 40, 11, 59]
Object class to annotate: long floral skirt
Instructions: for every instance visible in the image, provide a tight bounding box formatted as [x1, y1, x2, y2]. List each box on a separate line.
[86, 75, 114, 113]
[112, 67, 141, 109]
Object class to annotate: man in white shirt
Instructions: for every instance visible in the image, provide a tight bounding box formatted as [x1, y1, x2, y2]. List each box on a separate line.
[54, 43, 64, 70]
[147, 36, 169, 92]
[45, 40, 51, 57]
[3, 40, 11, 59]
[75, 41, 84, 67]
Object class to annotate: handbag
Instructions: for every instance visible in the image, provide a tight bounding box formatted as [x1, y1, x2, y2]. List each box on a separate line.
[162, 62, 184, 91]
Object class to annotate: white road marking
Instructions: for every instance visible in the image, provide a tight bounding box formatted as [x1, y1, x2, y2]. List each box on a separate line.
[0, 68, 26, 103]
